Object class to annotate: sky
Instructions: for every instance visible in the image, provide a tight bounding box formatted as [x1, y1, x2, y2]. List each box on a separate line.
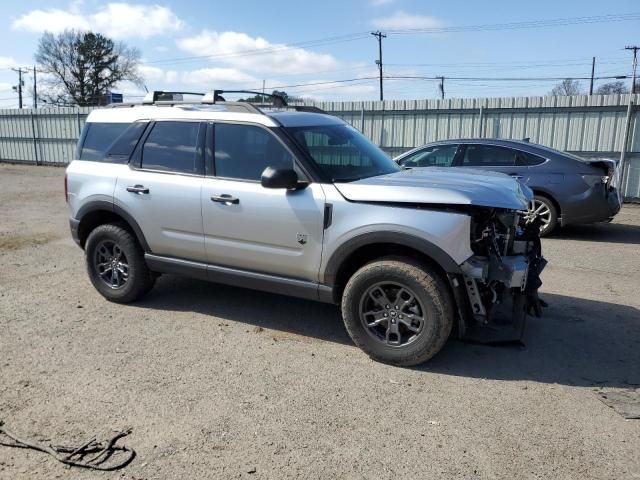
[0, 0, 638, 107]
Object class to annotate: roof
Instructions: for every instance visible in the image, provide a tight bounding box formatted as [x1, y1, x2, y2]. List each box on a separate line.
[403, 137, 569, 159]
[86, 104, 280, 127]
[85, 103, 345, 129]
[428, 138, 538, 147]
[265, 111, 345, 127]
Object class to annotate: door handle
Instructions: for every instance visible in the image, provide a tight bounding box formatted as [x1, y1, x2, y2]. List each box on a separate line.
[509, 174, 524, 180]
[211, 194, 239, 204]
[126, 185, 150, 194]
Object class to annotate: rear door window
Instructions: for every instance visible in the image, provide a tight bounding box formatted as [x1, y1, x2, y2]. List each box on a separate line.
[462, 144, 517, 167]
[400, 145, 458, 167]
[141, 121, 203, 174]
[79, 122, 130, 162]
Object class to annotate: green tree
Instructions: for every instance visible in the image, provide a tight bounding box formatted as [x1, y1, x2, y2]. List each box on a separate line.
[35, 30, 141, 106]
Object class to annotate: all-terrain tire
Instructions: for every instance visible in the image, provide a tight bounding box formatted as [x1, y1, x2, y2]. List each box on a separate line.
[85, 223, 155, 303]
[341, 257, 454, 366]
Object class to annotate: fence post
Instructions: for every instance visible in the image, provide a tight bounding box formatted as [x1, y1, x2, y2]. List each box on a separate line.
[618, 97, 635, 196]
[478, 105, 484, 138]
[30, 109, 39, 166]
[380, 105, 385, 147]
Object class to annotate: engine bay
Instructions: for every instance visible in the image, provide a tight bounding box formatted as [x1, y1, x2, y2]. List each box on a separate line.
[456, 208, 547, 342]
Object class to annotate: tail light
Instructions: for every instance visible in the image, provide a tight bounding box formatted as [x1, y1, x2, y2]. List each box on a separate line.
[64, 174, 68, 202]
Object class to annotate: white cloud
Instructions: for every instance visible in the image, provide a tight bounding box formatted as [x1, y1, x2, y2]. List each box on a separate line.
[137, 65, 167, 83]
[12, 9, 89, 34]
[180, 67, 258, 87]
[12, 3, 183, 39]
[165, 70, 179, 83]
[91, 4, 183, 39]
[136, 64, 259, 90]
[176, 30, 338, 76]
[0, 56, 18, 69]
[371, 10, 443, 30]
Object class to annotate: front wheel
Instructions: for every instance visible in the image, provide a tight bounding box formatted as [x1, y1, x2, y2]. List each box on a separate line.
[341, 257, 454, 366]
[85, 223, 155, 303]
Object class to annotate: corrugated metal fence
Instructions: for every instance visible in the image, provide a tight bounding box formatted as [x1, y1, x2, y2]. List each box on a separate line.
[304, 94, 640, 199]
[0, 95, 638, 199]
[0, 107, 90, 165]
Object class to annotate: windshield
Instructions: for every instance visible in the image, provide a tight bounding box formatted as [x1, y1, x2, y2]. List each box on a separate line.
[285, 124, 400, 182]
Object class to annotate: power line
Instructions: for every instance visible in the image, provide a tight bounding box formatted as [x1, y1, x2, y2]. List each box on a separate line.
[138, 13, 640, 68]
[143, 32, 371, 66]
[10, 67, 28, 109]
[384, 13, 640, 34]
[625, 46, 639, 94]
[371, 31, 386, 101]
[384, 74, 629, 82]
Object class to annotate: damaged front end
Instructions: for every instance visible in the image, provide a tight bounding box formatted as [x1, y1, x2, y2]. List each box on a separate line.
[451, 208, 547, 343]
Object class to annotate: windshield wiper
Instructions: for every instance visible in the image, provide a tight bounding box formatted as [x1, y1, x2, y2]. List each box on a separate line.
[331, 176, 365, 183]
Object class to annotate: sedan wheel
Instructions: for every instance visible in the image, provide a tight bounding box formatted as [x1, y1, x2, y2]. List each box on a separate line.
[525, 195, 558, 236]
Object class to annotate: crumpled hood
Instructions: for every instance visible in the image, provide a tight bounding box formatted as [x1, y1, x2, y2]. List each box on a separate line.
[334, 167, 532, 210]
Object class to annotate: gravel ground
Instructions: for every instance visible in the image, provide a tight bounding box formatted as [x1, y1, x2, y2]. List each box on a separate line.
[1, 163, 639, 480]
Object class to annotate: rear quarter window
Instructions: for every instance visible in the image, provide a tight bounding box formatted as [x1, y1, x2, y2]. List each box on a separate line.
[517, 150, 546, 166]
[78, 122, 131, 162]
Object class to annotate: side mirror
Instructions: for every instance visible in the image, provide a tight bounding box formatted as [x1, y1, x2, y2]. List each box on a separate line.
[261, 167, 304, 190]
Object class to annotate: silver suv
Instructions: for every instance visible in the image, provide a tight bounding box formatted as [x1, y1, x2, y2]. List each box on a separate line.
[66, 90, 546, 366]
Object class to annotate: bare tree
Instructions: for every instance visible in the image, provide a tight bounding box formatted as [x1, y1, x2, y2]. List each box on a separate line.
[549, 79, 582, 96]
[35, 30, 142, 106]
[596, 81, 629, 95]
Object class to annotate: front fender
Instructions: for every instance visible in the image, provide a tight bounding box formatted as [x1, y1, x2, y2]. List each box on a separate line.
[319, 196, 473, 285]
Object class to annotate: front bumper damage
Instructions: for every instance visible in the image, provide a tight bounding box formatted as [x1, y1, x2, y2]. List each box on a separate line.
[451, 212, 547, 343]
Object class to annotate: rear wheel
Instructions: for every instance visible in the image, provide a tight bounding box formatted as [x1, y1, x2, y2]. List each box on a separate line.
[341, 257, 454, 366]
[526, 195, 558, 237]
[85, 223, 155, 303]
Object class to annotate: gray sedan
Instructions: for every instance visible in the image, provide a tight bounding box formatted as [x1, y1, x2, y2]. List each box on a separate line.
[394, 139, 621, 236]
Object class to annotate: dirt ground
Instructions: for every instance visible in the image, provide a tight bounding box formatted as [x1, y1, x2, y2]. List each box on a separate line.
[0, 163, 639, 480]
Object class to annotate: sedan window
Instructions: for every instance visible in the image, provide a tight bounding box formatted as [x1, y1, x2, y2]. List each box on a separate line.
[517, 150, 546, 166]
[462, 144, 517, 167]
[400, 144, 458, 167]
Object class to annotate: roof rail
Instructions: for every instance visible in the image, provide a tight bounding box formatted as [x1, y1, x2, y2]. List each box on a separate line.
[210, 101, 263, 114]
[203, 90, 288, 107]
[105, 89, 328, 116]
[142, 90, 205, 104]
[291, 105, 327, 114]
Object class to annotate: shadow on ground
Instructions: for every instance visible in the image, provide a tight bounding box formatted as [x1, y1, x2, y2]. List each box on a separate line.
[553, 222, 640, 245]
[135, 276, 640, 388]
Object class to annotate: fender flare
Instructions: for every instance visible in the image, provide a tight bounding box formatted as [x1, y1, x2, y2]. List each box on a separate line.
[322, 231, 463, 286]
[75, 201, 151, 252]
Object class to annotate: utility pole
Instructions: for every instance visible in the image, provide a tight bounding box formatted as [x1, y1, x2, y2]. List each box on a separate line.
[11, 67, 28, 109]
[438, 76, 445, 99]
[371, 31, 386, 101]
[589, 57, 595, 95]
[625, 46, 639, 94]
[33, 66, 37, 109]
